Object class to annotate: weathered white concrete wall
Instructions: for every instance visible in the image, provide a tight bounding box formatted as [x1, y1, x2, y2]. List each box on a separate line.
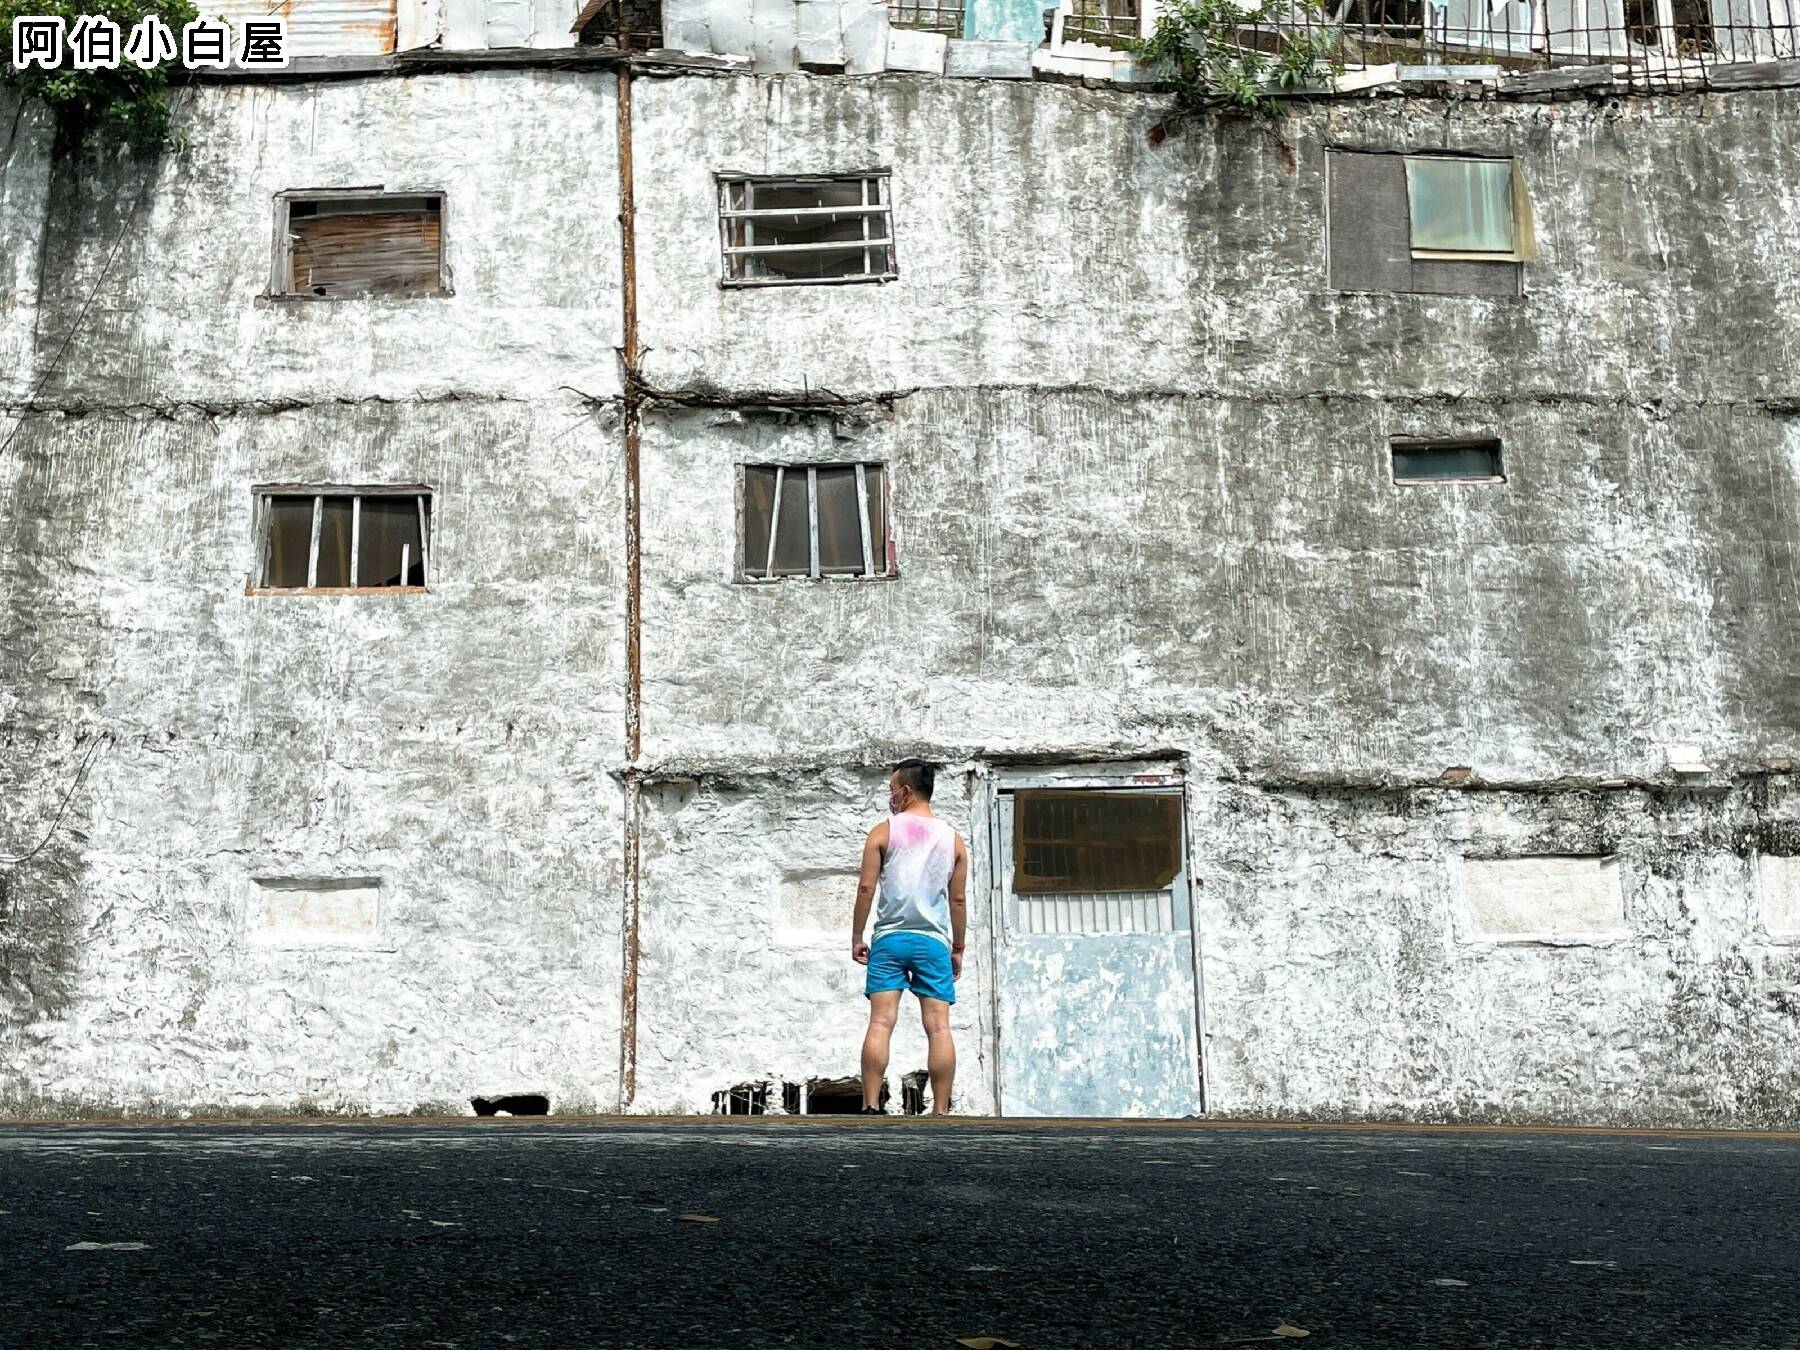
[30, 73, 623, 407]
[632, 77, 1800, 405]
[634, 768, 994, 1113]
[1198, 779, 1800, 1126]
[1, 396, 626, 1117]
[4, 71, 1800, 1122]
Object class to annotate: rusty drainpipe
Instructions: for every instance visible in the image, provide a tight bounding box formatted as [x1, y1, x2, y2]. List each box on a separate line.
[617, 58, 644, 1111]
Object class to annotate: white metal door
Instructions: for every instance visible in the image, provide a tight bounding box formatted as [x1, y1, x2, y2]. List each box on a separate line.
[988, 770, 1202, 1119]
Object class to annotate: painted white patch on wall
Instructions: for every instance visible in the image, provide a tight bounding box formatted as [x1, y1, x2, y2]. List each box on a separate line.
[249, 877, 382, 948]
[777, 872, 856, 942]
[1460, 856, 1626, 943]
[1757, 855, 1800, 938]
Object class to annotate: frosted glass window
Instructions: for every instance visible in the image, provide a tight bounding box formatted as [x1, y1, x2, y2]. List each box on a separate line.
[1405, 158, 1516, 253]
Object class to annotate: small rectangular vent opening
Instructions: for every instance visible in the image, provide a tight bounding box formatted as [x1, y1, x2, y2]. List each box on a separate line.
[1391, 438, 1505, 485]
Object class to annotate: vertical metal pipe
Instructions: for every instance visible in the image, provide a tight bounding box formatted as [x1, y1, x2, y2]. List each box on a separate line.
[618, 60, 644, 1112]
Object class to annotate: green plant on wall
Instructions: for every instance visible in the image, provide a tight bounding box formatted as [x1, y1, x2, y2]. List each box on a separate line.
[1, 0, 202, 149]
[1136, 0, 1340, 127]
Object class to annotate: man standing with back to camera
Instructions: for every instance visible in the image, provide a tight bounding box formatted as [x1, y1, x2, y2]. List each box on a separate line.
[851, 759, 968, 1115]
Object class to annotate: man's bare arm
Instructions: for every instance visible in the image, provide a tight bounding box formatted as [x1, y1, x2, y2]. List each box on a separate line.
[948, 835, 969, 977]
[851, 821, 887, 964]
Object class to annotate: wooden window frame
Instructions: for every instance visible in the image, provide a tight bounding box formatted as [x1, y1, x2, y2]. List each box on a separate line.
[716, 173, 898, 289]
[248, 483, 434, 595]
[268, 188, 451, 302]
[736, 461, 897, 583]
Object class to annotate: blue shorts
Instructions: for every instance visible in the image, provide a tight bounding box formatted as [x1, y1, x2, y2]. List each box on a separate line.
[864, 932, 956, 1004]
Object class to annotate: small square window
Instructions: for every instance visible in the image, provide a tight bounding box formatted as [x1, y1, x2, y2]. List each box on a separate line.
[741, 463, 892, 580]
[1404, 158, 1519, 257]
[1390, 438, 1505, 484]
[253, 487, 433, 593]
[718, 175, 896, 287]
[275, 193, 444, 299]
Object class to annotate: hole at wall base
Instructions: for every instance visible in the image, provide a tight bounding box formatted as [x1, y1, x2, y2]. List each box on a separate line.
[901, 1071, 929, 1116]
[711, 1083, 770, 1116]
[803, 1075, 888, 1115]
[471, 1094, 550, 1117]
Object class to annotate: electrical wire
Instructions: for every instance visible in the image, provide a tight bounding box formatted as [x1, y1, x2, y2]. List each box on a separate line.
[0, 730, 111, 867]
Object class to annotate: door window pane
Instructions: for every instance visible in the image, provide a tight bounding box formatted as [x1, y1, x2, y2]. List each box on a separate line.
[1012, 791, 1183, 895]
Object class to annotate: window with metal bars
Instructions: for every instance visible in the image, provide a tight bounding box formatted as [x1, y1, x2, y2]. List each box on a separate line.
[253, 486, 432, 593]
[1060, 0, 1140, 48]
[888, 0, 963, 34]
[717, 174, 896, 287]
[740, 464, 892, 582]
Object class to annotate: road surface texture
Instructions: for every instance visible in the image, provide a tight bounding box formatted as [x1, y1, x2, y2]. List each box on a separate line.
[3, 1119, 1797, 1349]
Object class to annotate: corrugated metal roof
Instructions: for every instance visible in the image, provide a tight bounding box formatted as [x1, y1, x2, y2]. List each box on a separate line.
[217, 0, 398, 56]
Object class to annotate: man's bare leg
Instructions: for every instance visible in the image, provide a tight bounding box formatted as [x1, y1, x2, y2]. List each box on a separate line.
[919, 997, 955, 1115]
[861, 991, 901, 1110]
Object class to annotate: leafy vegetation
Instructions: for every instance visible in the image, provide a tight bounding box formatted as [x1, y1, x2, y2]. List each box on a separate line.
[1136, 0, 1341, 126]
[0, 0, 201, 149]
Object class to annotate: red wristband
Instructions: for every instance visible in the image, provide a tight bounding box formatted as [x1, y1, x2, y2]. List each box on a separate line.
[952, 944, 966, 952]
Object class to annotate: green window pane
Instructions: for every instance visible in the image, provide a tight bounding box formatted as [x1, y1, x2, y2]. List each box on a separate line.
[1405, 158, 1515, 253]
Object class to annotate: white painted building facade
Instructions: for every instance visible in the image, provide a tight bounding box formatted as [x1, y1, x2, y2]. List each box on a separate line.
[2, 25, 1800, 1123]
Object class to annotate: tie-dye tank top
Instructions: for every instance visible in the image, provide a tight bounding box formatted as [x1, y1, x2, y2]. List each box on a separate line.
[873, 813, 957, 949]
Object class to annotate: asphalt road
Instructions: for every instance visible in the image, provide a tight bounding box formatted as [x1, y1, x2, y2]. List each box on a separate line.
[3, 1120, 1797, 1349]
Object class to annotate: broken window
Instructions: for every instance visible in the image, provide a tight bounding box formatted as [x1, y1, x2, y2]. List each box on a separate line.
[1012, 792, 1183, 895]
[718, 175, 896, 287]
[571, 0, 663, 48]
[1342, 0, 1425, 34]
[254, 486, 432, 593]
[1059, 0, 1141, 46]
[1621, 0, 1716, 50]
[741, 463, 891, 581]
[275, 193, 444, 299]
[888, 0, 962, 33]
[1390, 437, 1505, 484]
[1328, 151, 1533, 296]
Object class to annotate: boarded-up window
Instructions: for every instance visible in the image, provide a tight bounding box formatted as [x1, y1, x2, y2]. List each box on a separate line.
[1012, 791, 1182, 895]
[718, 175, 896, 287]
[1327, 152, 1526, 296]
[1461, 856, 1626, 942]
[1390, 437, 1505, 483]
[255, 486, 432, 592]
[742, 463, 890, 580]
[277, 194, 443, 299]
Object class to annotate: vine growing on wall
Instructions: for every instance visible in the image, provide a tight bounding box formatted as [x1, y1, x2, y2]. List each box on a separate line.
[0, 0, 201, 150]
[1136, 0, 1340, 137]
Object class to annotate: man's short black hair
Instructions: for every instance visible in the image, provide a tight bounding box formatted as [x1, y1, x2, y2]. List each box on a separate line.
[893, 758, 936, 801]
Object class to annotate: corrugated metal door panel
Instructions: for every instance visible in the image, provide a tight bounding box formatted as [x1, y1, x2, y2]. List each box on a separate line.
[216, 0, 397, 56]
